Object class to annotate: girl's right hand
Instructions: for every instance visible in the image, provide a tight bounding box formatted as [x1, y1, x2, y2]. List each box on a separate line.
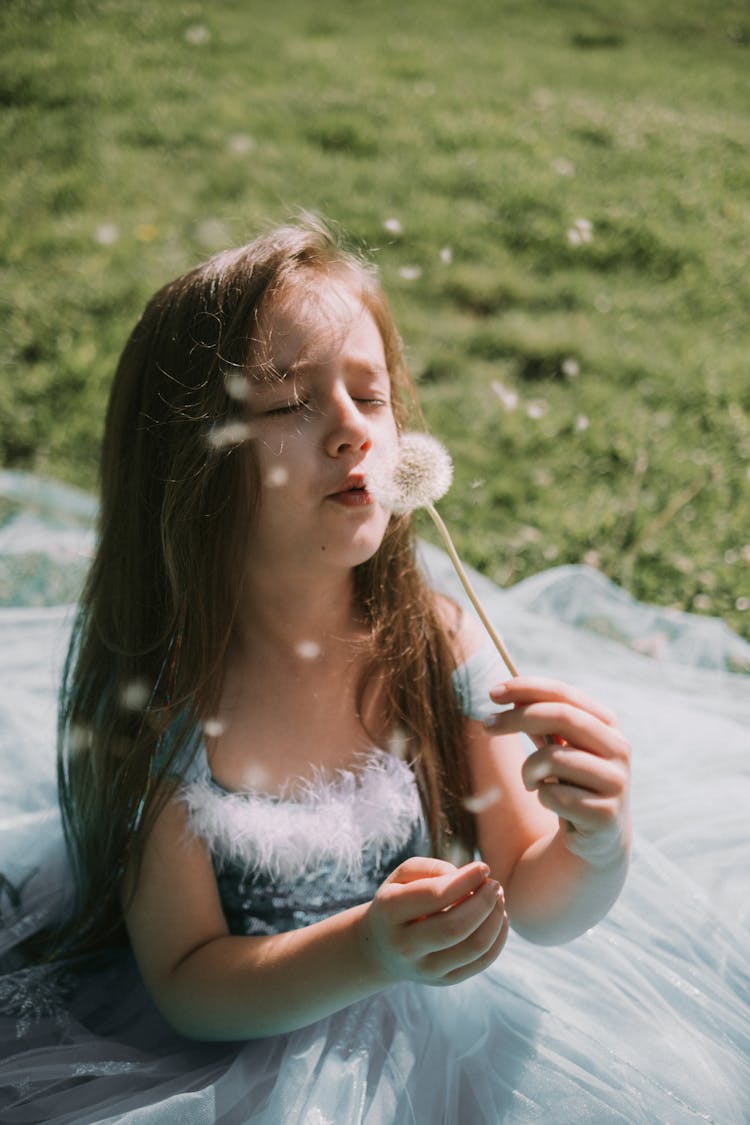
[360, 857, 508, 986]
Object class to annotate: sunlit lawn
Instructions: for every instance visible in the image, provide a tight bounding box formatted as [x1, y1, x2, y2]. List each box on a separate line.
[2, 0, 749, 638]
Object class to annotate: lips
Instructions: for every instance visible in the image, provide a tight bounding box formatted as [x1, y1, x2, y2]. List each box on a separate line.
[328, 475, 373, 506]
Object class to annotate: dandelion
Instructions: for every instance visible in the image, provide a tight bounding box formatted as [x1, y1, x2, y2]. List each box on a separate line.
[371, 432, 519, 678]
[224, 370, 248, 402]
[119, 679, 150, 712]
[295, 640, 322, 660]
[383, 217, 402, 235]
[202, 718, 226, 739]
[491, 379, 518, 411]
[462, 787, 501, 814]
[266, 465, 289, 488]
[207, 421, 255, 450]
[398, 266, 422, 281]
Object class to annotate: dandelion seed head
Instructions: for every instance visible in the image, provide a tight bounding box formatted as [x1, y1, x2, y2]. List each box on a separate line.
[462, 787, 502, 814]
[266, 465, 289, 488]
[207, 421, 255, 450]
[295, 640, 322, 660]
[370, 432, 453, 514]
[119, 678, 150, 712]
[203, 717, 226, 739]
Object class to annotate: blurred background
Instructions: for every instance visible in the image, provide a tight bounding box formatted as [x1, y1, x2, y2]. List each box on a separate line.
[2, 0, 749, 639]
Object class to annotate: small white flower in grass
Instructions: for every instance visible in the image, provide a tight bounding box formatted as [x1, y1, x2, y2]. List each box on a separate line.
[491, 380, 518, 411]
[562, 357, 580, 378]
[439, 246, 453, 265]
[525, 400, 547, 420]
[462, 787, 501, 814]
[203, 718, 226, 739]
[184, 23, 211, 45]
[95, 223, 119, 245]
[119, 679, 150, 712]
[266, 465, 289, 488]
[207, 421, 255, 450]
[383, 217, 402, 235]
[295, 640, 322, 660]
[228, 133, 255, 155]
[567, 218, 593, 246]
[398, 265, 422, 281]
[552, 157, 575, 177]
[693, 594, 712, 612]
[567, 227, 583, 247]
[575, 414, 590, 432]
[736, 597, 749, 612]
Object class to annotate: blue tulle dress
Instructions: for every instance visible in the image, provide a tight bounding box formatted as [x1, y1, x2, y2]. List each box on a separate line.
[0, 471, 748, 1124]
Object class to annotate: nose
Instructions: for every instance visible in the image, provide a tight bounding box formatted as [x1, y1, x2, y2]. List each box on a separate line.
[324, 389, 372, 458]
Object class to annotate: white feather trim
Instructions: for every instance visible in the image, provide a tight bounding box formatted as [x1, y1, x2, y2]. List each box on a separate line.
[180, 749, 422, 882]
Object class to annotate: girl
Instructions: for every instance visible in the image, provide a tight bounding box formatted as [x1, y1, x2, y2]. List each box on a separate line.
[3, 219, 744, 1123]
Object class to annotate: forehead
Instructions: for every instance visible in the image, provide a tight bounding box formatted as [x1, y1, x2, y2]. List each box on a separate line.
[252, 279, 388, 377]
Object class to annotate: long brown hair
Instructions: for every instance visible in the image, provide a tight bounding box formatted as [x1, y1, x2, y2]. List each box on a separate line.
[56, 219, 475, 955]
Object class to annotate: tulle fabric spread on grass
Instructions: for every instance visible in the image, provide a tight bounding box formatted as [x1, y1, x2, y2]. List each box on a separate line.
[1, 472, 748, 1124]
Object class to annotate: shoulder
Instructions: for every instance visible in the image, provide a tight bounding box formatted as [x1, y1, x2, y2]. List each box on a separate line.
[432, 592, 489, 666]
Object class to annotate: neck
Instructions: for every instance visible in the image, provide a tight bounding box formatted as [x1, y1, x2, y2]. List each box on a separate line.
[235, 564, 363, 660]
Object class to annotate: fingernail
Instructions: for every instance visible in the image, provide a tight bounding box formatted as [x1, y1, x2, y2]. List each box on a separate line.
[490, 682, 511, 697]
[486, 879, 501, 893]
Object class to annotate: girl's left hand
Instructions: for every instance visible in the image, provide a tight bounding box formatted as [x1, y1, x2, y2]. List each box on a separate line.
[484, 677, 631, 866]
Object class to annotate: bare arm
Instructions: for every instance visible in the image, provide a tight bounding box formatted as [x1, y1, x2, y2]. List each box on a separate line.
[123, 799, 508, 1041]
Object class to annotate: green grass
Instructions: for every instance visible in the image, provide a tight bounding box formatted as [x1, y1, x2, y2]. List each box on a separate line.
[2, 0, 749, 638]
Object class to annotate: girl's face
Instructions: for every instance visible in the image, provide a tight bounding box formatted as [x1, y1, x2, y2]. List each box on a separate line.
[242, 281, 400, 579]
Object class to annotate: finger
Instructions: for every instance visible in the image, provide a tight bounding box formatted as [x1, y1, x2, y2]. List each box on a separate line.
[522, 746, 626, 795]
[489, 677, 619, 728]
[534, 781, 618, 830]
[386, 856, 462, 886]
[429, 899, 509, 982]
[385, 861, 490, 924]
[410, 879, 503, 954]
[486, 702, 629, 760]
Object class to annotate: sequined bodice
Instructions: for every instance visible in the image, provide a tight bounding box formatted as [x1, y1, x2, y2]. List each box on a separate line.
[180, 750, 428, 936]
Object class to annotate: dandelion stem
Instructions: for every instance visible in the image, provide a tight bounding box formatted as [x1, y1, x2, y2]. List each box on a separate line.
[425, 503, 519, 678]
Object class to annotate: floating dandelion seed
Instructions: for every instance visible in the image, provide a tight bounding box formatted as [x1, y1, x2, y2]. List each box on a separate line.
[295, 640, 322, 660]
[372, 432, 519, 678]
[69, 723, 93, 754]
[207, 421, 254, 450]
[462, 787, 502, 814]
[203, 717, 226, 739]
[383, 217, 402, 235]
[266, 465, 289, 488]
[224, 370, 248, 401]
[525, 400, 547, 420]
[491, 380, 519, 411]
[184, 23, 211, 45]
[119, 679, 150, 712]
